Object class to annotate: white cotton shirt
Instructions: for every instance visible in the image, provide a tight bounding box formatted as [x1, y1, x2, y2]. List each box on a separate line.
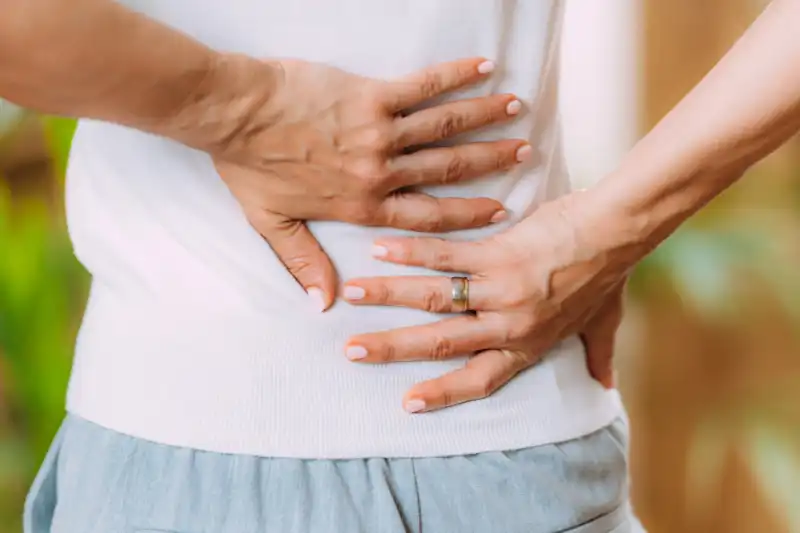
[65, 0, 623, 458]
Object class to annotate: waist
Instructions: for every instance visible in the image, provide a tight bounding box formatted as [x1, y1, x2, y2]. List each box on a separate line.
[67, 285, 623, 459]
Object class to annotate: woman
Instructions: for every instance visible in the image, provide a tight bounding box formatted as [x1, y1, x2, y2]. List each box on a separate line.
[6, 2, 633, 531]
[4, 0, 799, 532]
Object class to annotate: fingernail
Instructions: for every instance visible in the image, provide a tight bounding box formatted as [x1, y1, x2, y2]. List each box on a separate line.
[405, 399, 427, 413]
[506, 100, 522, 115]
[371, 244, 389, 259]
[490, 210, 508, 223]
[307, 288, 327, 313]
[343, 286, 366, 300]
[477, 61, 495, 74]
[516, 145, 533, 162]
[346, 345, 368, 360]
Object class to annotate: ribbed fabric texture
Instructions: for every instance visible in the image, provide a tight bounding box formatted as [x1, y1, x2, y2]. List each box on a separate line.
[65, 0, 624, 458]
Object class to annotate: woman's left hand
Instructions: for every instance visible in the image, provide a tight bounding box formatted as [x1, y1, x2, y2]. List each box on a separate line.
[342, 191, 632, 413]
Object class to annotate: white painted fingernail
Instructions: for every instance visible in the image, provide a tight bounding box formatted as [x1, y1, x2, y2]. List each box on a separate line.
[343, 286, 366, 300]
[405, 399, 427, 413]
[490, 210, 508, 224]
[371, 245, 389, 258]
[307, 288, 327, 312]
[506, 100, 522, 115]
[477, 61, 495, 74]
[516, 145, 533, 162]
[346, 346, 368, 360]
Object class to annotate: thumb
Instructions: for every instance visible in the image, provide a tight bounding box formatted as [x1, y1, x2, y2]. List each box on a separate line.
[251, 211, 337, 312]
[581, 282, 626, 389]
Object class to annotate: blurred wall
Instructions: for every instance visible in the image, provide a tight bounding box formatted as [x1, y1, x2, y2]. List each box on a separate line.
[561, 2, 800, 533]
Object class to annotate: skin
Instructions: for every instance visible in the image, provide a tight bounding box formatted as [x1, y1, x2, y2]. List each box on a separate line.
[343, 0, 800, 412]
[0, 0, 530, 310]
[214, 58, 531, 310]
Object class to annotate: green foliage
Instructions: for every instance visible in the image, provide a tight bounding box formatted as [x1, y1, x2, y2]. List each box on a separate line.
[0, 118, 85, 533]
[0, 188, 87, 460]
[40, 117, 77, 181]
[631, 215, 800, 321]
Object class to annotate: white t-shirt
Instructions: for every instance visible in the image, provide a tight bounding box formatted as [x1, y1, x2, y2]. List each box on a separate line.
[66, 0, 623, 458]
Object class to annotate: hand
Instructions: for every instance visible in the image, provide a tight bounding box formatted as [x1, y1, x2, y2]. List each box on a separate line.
[213, 57, 530, 310]
[342, 192, 631, 412]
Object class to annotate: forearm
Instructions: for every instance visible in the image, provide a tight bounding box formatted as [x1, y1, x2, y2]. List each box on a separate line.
[0, 0, 277, 154]
[587, 0, 800, 261]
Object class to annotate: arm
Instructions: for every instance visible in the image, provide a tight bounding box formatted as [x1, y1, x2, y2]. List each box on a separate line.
[0, 0, 275, 156]
[588, 0, 800, 263]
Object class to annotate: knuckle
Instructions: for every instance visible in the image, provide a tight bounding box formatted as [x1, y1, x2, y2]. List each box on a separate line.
[436, 113, 465, 139]
[496, 149, 513, 169]
[373, 284, 393, 305]
[429, 337, 456, 361]
[284, 255, 314, 276]
[349, 157, 389, 186]
[432, 247, 454, 269]
[458, 208, 481, 228]
[361, 125, 393, 153]
[443, 155, 468, 183]
[382, 342, 398, 363]
[379, 204, 400, 228]
[421, 288, 449, 313]
[440, 389, 454, 408]
[364, 85, 387, 109]
[340, 200, 377, 225]
[410, 213, 444, 233]
[420, 72, 443, 99]
[478, 374, 501, 399]
[495, 315, 530, 344]
[350, 208, 377, 226]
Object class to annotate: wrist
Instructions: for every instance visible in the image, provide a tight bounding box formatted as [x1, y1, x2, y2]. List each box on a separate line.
[160, 52, 282, 159]
[584, 156, 748, 266]
[569, 182, 660, 273]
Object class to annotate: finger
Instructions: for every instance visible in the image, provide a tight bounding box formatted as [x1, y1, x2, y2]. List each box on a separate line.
[581, 284, 625, 389]
[368, 235, 488, 273]
[375, 192, 507, 233]
[392, 94, 522, 148]
[250, 212, 337, 312]
[385, 57, 496, 113]
[344, 314, 503, 363]
[387, 140, 532, 189]
[342, 276, 494, 312]
[403, 349, 532, 413]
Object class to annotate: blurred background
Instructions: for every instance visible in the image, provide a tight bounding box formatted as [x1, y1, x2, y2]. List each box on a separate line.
[0, 1, 798, 532]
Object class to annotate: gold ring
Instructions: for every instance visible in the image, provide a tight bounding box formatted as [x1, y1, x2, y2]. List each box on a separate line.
[451, 276, 470, 312]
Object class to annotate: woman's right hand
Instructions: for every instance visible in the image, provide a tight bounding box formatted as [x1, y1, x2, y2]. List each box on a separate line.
[212, 57, 529, 311]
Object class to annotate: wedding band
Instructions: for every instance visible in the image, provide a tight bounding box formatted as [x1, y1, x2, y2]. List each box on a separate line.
[451, 276, 470, 312]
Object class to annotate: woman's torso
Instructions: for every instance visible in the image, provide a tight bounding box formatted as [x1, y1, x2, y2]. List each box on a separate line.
[65, 0, 622, 458]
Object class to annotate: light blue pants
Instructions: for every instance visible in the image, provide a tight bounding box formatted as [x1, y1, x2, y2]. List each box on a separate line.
[25, 415, 644, 532]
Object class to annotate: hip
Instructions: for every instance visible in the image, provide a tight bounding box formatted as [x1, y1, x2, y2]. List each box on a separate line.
[67, 286, 623, 458]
